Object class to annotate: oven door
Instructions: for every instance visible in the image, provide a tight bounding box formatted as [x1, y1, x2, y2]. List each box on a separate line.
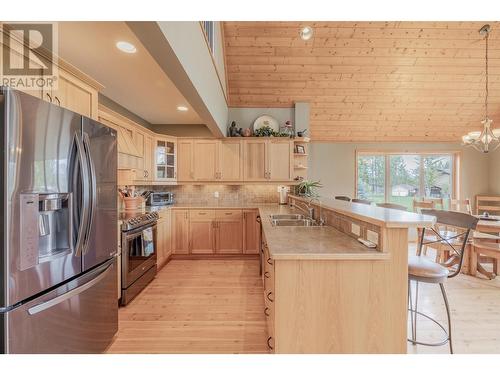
[121, 224, 157, 288]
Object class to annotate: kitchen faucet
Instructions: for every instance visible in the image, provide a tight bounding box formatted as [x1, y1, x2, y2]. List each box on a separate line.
[292, 198, 325, 225]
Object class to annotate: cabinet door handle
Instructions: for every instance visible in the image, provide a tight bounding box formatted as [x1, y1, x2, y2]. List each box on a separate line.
[266, 292, 274, 303]
[264, 307, 270, 317]
[266, 257, 273, 266]
[54, 96, 61, 106]
[45, 92, 52, 102]
[267, 337, 274, 350]
[264, 271, 271, 279]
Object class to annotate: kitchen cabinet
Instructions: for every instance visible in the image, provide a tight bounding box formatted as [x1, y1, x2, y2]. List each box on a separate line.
[243, 209, 260, 254]
[189, 210, 215, 254]
[157, 209, 172, 268]
[215, 210, 243, 254]
[46, 69, 99, 119]
[2, 38, 101, 118]
[133, 132, 154, 182]
[177, 139, 194, 182]
[193, 140, 218, 181]
[243, 139, 268, 181]
[267, 140, 293, 181]
[262, 237, 275, 353]
[243, 139, 292, 182]
[172, 210, 189, 254]
[155, 137, 177, 181]
[218, 140, 243, 181]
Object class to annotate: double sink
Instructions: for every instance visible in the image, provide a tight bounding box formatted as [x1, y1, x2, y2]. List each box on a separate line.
[270, 214, 317, 227]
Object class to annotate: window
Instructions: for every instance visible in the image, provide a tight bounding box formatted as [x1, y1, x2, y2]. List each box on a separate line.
[356, 152, 457, 210]
[201, 21, 215, 55]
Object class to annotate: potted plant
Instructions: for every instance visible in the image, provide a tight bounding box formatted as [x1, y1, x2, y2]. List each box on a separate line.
[296, 180, 322, 197]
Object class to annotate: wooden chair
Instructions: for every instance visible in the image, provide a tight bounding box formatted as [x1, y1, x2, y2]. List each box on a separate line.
[449, 199, 472, 215]
[476, 195, 500, 215]
[335, 196, 351, 202]
[470, 237, 500, 279]
[376, 202, 407, 211]
[409, 209, 478, 354]
[413, 199, 435, 213]
[352, 198, 372, 205]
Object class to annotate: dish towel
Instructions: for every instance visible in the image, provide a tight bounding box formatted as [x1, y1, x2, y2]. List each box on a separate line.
[142, 227, 154, 256]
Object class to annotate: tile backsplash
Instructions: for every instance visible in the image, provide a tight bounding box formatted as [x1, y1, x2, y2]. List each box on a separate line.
[135, 185, 290, 205]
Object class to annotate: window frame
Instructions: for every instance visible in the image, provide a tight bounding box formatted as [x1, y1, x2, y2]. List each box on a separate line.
[355, 150, 460, 204]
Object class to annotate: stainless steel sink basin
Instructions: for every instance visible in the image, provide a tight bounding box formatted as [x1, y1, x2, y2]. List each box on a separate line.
[271, 218, 317, 227]
[269, 214, 305, 220]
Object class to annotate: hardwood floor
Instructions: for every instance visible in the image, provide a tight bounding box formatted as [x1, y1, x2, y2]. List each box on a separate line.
[107, 256, 500, 354]
[107, 259, 268, 354]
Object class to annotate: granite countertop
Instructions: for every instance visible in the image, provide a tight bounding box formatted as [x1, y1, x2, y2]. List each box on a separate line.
[257, 205, 389, 260]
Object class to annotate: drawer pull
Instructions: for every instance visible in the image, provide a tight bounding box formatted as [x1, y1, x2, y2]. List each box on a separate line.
[264, 307, 270, 317]
[267, 336, 274, 350]
[224, 212, 232, 215]
[264, 271, 271, 279]
[266, 292, 274, 303]
[198, 212, 207, 215]
[266, 258, 273, 266]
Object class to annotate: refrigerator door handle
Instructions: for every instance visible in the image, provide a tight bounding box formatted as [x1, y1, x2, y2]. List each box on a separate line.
[72, 133, 90, 257]
[81, 132, 97, 255]
[27, 261, 114, 315]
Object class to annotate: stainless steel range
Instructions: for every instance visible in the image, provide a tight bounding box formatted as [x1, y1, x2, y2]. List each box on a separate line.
[120, 211, 159, 305]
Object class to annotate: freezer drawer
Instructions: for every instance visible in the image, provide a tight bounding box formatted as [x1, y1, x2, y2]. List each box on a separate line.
[2, 258, 118, 354]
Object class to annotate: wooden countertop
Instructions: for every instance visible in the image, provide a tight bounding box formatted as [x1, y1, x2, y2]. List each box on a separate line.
[257, 205, 389, 260]
[290, 195, 436, 229]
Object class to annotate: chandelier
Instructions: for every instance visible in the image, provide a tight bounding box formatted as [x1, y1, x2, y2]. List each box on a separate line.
[462, 24, 500, 153]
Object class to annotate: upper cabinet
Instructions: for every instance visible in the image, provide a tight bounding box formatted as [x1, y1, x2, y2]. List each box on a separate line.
[176, 138, 294, 183]
[218, 140, 243, 181]
[177, 139, 244, 183]
[243, 139, 292, 182]
[155, 137, 177, 181]
[1, 34, 102, 119]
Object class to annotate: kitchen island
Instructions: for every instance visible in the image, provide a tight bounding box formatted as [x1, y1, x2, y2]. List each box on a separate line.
[259, 196, 435, 354]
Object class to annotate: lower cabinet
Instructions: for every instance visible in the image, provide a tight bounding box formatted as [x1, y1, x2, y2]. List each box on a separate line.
[243, 210, 260, 254]
[172, 210, 190, 254]
[170, 208, 258, 256]
[190, 210, 215, 254]
[216, 210, 243, 254]
[156, 209, 172, 268]
[262, 235, 275, 353]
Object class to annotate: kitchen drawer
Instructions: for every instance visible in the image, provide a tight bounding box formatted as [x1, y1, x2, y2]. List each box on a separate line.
[216, 209, 242, 221]
[190, 209, 215, 221]
[157, 208, 171, 219]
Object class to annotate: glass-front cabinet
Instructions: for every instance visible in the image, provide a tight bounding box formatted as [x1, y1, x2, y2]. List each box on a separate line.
[155, 137, 177, 181]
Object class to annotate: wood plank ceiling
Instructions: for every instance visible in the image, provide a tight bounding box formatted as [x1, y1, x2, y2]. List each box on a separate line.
[222, 22, 500, 142]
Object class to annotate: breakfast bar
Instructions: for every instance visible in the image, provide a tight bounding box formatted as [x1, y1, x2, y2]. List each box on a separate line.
[259, 196, 435, 354]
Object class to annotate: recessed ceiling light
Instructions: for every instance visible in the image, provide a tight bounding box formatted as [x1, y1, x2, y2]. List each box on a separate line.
[177, 106, 189, 112]
[116, 41, 137, 54]
[299, 26, 314, 41]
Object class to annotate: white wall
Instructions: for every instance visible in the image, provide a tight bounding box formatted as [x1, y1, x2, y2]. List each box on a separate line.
[489, 150, 500, 194]
[308, 142, 491, 210]
[157, 22, 228, 136]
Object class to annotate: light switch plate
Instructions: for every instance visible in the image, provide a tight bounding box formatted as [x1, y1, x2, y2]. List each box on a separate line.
[214, 191, 219, 198]
[351, 223, 361, 236]
[367, 230, 379, 245]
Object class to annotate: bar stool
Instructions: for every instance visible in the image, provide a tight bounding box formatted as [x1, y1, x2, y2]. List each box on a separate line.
[335, 196, 351, 202]
[408, 209, 478, 353]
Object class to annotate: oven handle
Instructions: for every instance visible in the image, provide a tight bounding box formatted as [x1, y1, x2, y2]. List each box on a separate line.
[123, 223, 157, 237]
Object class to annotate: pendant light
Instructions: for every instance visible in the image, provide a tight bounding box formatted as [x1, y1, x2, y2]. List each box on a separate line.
[462, 24, 500, 153]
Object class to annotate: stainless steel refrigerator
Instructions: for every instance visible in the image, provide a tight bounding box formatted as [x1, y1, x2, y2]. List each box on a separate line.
[0, 87, 118, 353]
